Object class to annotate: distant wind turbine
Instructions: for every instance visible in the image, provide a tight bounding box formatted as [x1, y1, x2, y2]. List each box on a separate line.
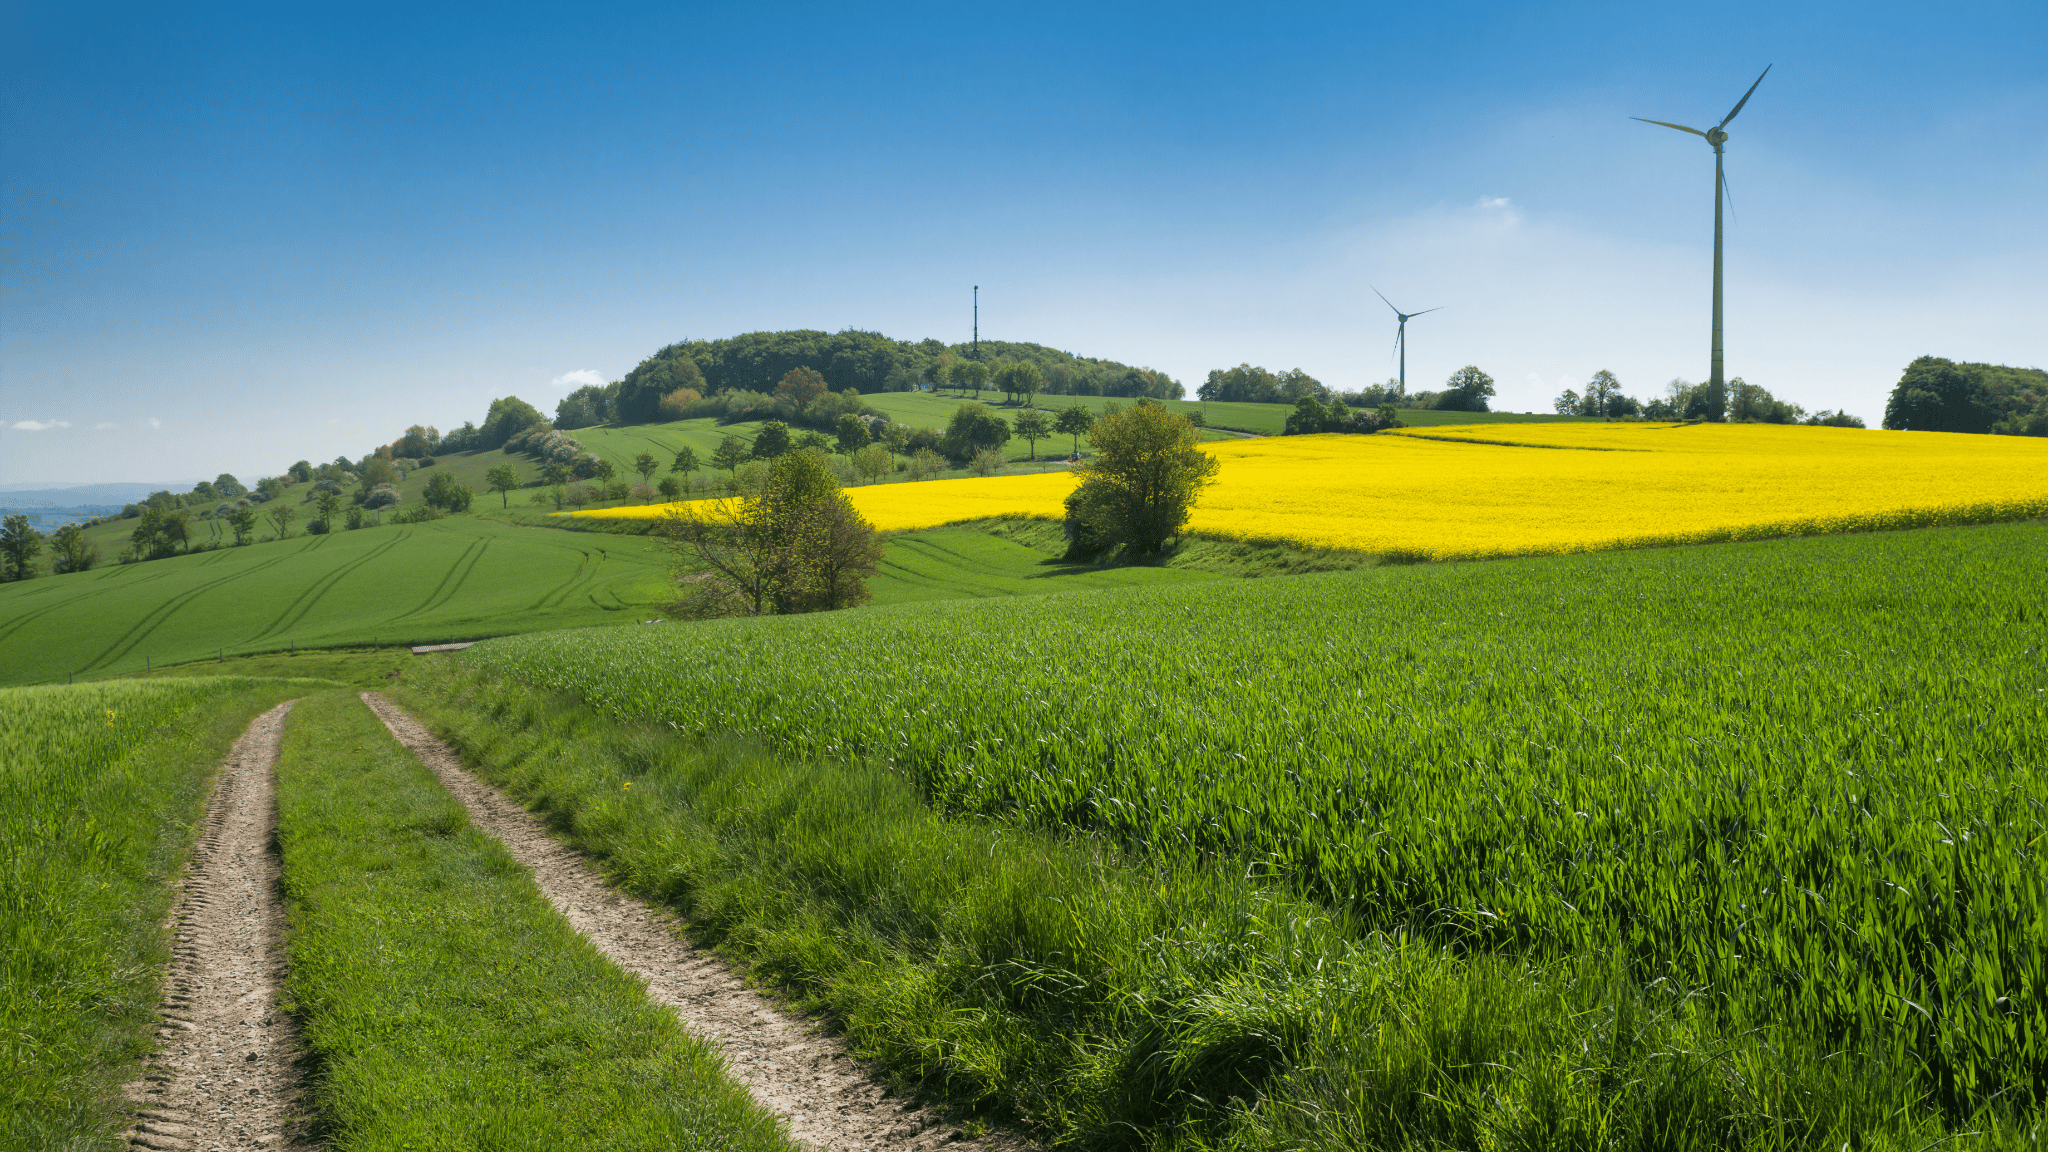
[1632, 65, 1770, 405]
[1373, 288, 1440, 397]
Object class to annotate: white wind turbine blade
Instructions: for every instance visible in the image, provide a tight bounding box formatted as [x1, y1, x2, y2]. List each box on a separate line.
[1372, 286, 1403, 316]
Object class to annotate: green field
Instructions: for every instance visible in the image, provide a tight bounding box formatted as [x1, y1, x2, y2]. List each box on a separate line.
[456, 521, 2048, 1142]
[866, 526, 1222, 604]
[0, 677, 315, 1148]
[0, 518, 672, 686]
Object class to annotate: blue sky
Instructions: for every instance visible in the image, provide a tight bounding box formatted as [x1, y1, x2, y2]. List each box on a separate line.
[3, 0, 2043, 485]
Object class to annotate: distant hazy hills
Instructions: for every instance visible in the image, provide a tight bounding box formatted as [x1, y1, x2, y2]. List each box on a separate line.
[0, 482, 198, 507]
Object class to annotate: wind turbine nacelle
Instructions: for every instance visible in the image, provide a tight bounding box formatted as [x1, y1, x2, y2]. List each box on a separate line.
[1706, 127, 1728, 147]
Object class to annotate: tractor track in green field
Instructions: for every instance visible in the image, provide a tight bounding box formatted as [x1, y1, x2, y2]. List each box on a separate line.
[530, 549, 598, 610]
[393, 535, 491, 621]
[248, 530, 413, 643]
[80, 552, 303, 673]
[546, 549, 611, 610]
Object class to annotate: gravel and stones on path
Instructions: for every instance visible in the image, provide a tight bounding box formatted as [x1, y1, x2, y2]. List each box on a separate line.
[361, 691, 1032, 1152]
[122, 700, 309, 1152]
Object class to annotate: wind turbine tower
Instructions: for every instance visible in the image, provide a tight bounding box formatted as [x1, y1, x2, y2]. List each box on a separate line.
[1632, 65, 1770, 404]
[1373, 288, 1440, 397]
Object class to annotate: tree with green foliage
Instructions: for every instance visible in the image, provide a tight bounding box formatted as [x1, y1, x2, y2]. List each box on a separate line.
[775, 366, 829, 412]
[954, 359, 991, 399]
[266, 502, 296, 540]
[1, 514, 45, 580]
[835, 414, 871, 456]
[540, 460, 571, 487]
[287, 460, 315, 483]
[1880, 356, 2047, 435]
[50, 522, 99, 572]
[485, 464, 522, 508]
[942, 403, 1011, 463]
[752, 421, 792, 460]
[591, 458, 617, 486]
[423, 470, 474, 512]
[660, 448, 882, 617]
[882, 423, 912, 456]
[1013, 408, 1052, 459]
[632, 453, 659, 483]
[226, 506, 257, 546]
[213, 473, 248, 499]
[712, 434, 748, 476]
[1434, 366, 1497, 413]
[657, 475, 683, 500]
[1065, 403, 1219, 556]
[851, 443, 892, 485]
[995, 360, 1043, 406]
[344, 505, 367, 530]
[1056, 404, 1096, 455]
[909, 447, 945, 481]
[795, 430, 830, 454]
[314, 491, 344, 531]
[670, 446, 700, 479]
[481, 396, 546, 448]
[923, 356, 952, 393]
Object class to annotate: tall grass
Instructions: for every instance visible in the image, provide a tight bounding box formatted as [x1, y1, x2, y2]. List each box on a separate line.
[457, 521, 2047, 1138]
[0, 678, 312, 1150]
[397, 660, 2000, 1150]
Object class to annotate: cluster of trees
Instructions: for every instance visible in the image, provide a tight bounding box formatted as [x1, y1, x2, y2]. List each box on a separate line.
[1198, 365, 1328, 404]
[1551, 371, 1867, 427]
[1283, 398, 1404, 436]
[568, 329, 1183, 432]
[1882, 357, 2047, 436]
[2, 515, 101, 581]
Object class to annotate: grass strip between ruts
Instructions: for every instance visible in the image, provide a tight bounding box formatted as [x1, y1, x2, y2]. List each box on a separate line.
[272, 691, 793, 1152]
[390, 663, 2005, 1152]
[0, 677, 315, 1151]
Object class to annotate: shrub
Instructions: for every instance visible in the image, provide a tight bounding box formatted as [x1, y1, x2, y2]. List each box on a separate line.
[360, 484, 401, 510]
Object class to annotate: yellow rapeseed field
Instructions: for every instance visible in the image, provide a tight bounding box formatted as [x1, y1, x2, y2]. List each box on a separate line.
[565, 422, 2048, 559]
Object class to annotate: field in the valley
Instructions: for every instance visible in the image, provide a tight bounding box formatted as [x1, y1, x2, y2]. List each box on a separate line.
[7, 414, 2045, 1150]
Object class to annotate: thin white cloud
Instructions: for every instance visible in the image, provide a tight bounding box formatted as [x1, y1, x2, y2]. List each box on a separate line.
[147, 417, 162, 429]
[9, 419, 71, 431]
[1476, 196, 1513, 210]
[550, 369, 605, 389]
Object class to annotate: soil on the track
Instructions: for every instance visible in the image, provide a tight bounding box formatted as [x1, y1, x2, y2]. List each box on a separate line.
[362, 691, 1033, 1152]
[123, 700, 309, 1152]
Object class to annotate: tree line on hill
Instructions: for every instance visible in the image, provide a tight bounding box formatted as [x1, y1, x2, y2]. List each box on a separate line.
[1539, 371, 1866, 426]
[552, 329, 1185, 432]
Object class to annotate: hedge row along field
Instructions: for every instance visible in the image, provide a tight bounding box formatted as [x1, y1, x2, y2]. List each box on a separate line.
[460, 521, 2048, 1135]
[570, 422, 2048, 558]
[0, 677, 311, 1149]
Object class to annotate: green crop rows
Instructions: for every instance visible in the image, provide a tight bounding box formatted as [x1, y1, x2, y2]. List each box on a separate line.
[0, 517, 671, 687]
[463, 521, 2048, 1124]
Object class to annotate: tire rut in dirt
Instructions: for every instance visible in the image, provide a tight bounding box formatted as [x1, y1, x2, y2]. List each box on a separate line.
[361, 691, 1034, 1152]
[123, 701, 310, 1151]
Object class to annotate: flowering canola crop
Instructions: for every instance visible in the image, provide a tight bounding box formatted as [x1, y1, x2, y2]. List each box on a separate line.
[566, 422, 2048, 559]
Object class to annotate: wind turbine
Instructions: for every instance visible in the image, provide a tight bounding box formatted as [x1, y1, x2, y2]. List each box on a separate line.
[1373, 288, 1440, 397]
[1632, 65, 1770, 408]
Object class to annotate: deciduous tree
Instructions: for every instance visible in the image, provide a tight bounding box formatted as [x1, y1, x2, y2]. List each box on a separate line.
[752, 421, 792, 460]
[1, 514, 44, 580]
[660, 448, 882, 617]
[51, 522, 98, 573]
[712, 435, 748, 476]
[774, 366, 829, 412]
[835, 413, 871, 456]
[1056, 405, 1096, 454]
[486, 464, 522, 507]
[1013, 409, 1052, 459]
[1065, 403, 1219, 556]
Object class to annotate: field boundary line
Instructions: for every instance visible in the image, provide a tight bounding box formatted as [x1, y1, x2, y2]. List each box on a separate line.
[122, 700, 311, 1151]
[358, 692, 1032, 1152]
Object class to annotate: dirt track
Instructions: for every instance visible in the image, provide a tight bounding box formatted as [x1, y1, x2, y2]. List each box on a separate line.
[123, 700, 308, 1152]
[362, 691, 1030, 1152]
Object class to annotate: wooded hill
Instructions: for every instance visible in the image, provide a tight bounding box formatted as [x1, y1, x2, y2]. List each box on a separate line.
[587, 329, 1184, 427]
